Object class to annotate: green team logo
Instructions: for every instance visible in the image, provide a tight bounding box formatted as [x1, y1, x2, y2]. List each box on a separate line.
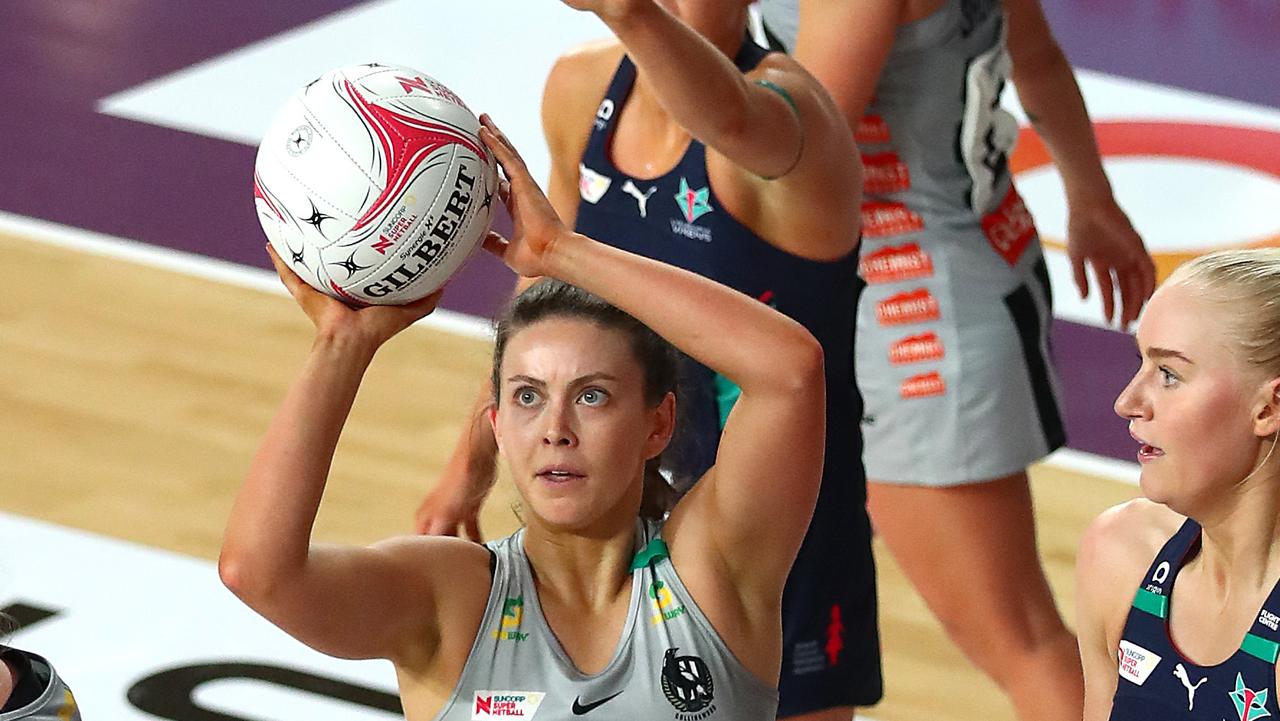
[649, 580, 687, 624]
[492, 596, 529, 642]
[674, 177, 712, 223]
[1230, 673, 1271, 721]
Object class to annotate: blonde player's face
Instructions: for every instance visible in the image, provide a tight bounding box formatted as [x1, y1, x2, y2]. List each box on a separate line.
[492, 318, 668, 530]
[1115, 283, 1267, 512]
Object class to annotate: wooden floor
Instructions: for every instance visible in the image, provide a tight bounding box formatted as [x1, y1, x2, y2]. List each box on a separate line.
[0, 231, 1139, 720]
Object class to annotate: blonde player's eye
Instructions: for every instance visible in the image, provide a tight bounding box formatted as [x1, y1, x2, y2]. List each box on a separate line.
[514, 387, 541, 406]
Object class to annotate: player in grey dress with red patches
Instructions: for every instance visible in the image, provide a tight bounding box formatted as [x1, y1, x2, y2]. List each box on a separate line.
[757, 0, 1155, 718]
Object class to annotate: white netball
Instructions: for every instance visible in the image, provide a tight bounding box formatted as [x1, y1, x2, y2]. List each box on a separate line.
[253, 63, 498, 305]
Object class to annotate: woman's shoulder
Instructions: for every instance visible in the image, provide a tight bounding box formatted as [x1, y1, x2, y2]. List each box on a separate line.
[1083, 499, 1183, 557]
[545, 39, 626, 99]
[542, 40, 627, 153]
[1078, 499, 1184, 611]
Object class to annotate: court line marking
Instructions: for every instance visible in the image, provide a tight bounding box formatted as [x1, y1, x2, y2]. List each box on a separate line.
[0, 210, 494, 341]
[0, 210, 1141, 488]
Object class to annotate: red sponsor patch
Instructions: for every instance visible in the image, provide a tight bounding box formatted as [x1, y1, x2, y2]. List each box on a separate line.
[889, 332, 945, 365]
[875, 288, 941, 326]
[860, 243, 934, 284]
[862, 152, 911, 194]
[861, 201, 924, 238]
[900, 371, 946, 399]
[982, 186, 1038, 266]
[855, 115, 891, 145]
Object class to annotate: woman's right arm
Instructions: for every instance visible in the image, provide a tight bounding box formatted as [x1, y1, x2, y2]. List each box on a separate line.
[221, 250, 490, 665]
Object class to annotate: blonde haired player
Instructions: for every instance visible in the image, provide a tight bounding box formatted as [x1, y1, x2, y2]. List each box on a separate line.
[222, 116, 828, 720]
[1079, 249, 1280, 720]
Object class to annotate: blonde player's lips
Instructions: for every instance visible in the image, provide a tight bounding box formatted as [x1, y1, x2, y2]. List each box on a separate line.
[1130, 428, 1164, 463]
[536, 464, 586, 484]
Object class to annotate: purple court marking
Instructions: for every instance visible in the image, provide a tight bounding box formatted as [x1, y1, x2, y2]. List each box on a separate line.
[1, 0, 1274, 461]
[1051, 320, 1138, 462]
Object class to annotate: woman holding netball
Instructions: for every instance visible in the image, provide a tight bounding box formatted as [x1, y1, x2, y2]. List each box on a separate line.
[221, 116, 826, 720]
[417, 1, 880, 715]
[1078, 249, 1280, 719]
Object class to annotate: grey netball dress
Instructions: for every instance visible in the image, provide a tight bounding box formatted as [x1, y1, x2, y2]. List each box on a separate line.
[430, 521, 777, 721]
[759, 0, 1065, 486]
[0, 647, 80, 721]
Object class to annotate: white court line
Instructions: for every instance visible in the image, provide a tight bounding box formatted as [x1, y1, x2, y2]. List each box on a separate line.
[2, 210, 1138, 490]
[0, 210, 495, 340]
[1041, 448, 1140, 486]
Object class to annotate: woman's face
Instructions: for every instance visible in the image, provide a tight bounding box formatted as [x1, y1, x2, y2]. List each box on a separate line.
[491, 317, 673, 531]
[1114, 282, 1272, 512]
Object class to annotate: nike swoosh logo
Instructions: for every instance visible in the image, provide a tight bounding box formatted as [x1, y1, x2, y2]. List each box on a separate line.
[571, 691, 623, 714]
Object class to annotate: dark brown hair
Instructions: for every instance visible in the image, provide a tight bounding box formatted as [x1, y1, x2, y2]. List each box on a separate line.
[491, 278, 679, 519]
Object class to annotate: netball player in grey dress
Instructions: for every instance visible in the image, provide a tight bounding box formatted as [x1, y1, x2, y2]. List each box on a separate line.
[221, 117, 827, 721]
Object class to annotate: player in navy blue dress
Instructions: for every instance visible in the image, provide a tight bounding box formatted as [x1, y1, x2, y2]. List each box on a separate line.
[1077, 249, 1280, 720]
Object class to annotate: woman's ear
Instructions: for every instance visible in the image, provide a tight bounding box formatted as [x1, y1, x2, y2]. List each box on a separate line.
[487, 402, 501, 448]
[1253, 377, 1280, 437]
[645, 392, 677, 459]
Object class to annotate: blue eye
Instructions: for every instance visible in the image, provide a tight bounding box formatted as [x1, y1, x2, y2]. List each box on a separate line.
[1158, 366, 1178, 387]
[579, 388, 608, 406]
[515, 387, 541, 406]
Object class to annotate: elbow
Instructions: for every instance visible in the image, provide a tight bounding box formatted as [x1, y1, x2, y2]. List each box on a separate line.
[785, 330, 826, 394]
[218, 546, 278, 604]
[218, 548, 253, 598]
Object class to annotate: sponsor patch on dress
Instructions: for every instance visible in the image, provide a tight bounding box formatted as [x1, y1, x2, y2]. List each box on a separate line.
[981, 186, 1036, 266]
[1117, 640, 1162, 686]
[473, 691, 545, 719]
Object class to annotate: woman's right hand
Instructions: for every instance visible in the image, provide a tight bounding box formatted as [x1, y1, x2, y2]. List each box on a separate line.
[477, 114, 574, 279]
[266, 244, 441, 348]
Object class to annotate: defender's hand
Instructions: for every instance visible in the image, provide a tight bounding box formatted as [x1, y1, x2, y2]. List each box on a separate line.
[1065, 200, 1155, 328]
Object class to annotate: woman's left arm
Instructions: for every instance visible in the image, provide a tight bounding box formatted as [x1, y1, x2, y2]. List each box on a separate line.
[563, 0, 807, 179]
[1005, 0, 1155, 327]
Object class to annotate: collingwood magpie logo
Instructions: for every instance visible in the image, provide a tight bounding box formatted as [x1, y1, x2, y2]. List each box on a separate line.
[661, 647, 715, 719]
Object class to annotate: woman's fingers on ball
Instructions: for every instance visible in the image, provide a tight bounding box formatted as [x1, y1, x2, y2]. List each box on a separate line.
[482, 231, 508, 256]
[266, 244, 307, 297]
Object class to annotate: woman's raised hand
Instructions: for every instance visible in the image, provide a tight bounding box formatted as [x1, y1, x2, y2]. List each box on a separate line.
[266, 244, 441, 348]
[478, 114, 573, 279]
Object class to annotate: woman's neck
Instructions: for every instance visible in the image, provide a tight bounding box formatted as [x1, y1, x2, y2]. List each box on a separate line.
[522, 514, 640, 612]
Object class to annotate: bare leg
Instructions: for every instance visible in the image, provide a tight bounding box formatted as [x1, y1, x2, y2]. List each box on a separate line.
[866, 471, 1083, 721]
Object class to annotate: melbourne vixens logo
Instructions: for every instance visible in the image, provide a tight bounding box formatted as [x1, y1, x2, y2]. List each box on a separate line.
[669, 177, 713, 243]
[674, 177, 712, 222]
[1230, 673, 1271, 721]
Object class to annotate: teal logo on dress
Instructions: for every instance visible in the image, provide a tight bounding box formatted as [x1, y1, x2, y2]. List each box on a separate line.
[674, 177, 712, 223]
[1230, 673, 1271, 721]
